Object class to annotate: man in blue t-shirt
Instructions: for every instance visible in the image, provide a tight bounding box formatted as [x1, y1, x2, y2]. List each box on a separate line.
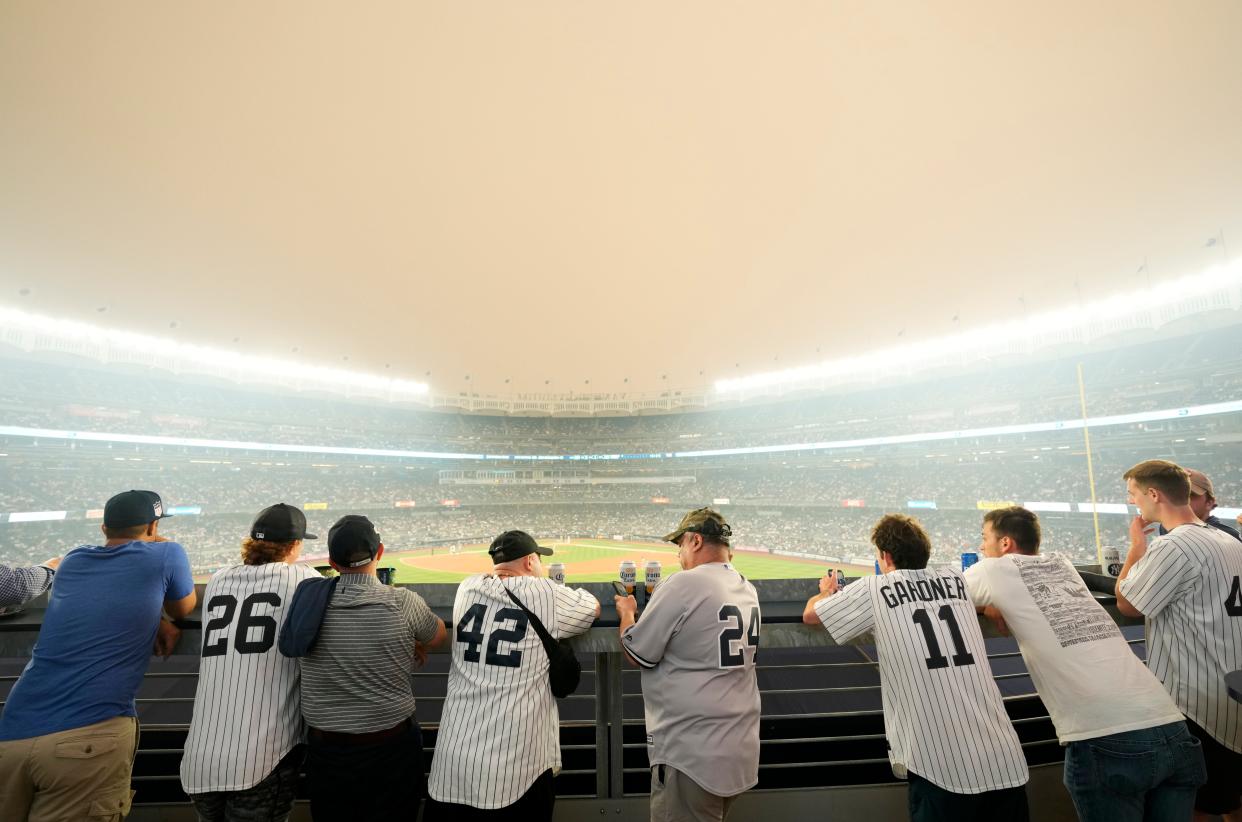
[0, 490, 196, 822]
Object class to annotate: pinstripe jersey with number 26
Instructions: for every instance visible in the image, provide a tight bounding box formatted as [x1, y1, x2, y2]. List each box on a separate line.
[814, 567, 1028, 794]
[427, 575, 598, 809]
[180, 562, 319, 794]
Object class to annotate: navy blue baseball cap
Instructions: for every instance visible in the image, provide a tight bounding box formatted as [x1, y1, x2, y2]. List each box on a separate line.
[104, 490, 171, 529]
[328, 515, 381, 568]
[251, 503, 317, 542]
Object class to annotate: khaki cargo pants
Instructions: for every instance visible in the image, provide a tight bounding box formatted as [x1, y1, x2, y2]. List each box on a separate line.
[0, 716, 138, 822]
[650, 764, 740, 822]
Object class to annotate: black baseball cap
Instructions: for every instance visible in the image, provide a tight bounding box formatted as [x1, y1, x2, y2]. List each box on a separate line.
[104, 490, 171, 529]
[328, 515, 381, 568]
[250, 503, 318, 542]
[488, 530, 554, 564]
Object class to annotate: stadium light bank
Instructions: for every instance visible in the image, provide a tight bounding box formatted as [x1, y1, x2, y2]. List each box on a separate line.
[0, 306, 430, 401]
[2, 396, 1241, 462]
[714, 258, 1242, 397]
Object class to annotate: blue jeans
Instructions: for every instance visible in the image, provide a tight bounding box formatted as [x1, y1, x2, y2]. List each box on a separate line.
[1063, 721, 1206, 822]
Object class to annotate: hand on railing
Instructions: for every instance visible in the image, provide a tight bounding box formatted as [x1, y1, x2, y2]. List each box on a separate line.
[981, 605, 1009, 637]
[154, 618, 181, 659]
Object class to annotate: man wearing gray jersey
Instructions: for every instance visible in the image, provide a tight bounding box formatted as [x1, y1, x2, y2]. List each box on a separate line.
[615, 508, 761, 822]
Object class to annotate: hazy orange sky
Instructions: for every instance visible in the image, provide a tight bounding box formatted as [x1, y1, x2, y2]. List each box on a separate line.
[2, 1, 1240, 395]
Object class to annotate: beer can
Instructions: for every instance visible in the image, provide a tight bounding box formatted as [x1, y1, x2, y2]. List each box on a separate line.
[376, 567, 396, 586]
[961, 552, 979, 571]
[548, 562, 566, 585]
[620, 560, 637, 594]
[644, 560, 662, 594]
[874, 559, 881, 576]
[1099, 546, 1122, 577]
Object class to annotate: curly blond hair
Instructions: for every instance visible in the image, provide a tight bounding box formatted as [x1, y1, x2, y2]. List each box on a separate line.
[241, 538, 298, 566]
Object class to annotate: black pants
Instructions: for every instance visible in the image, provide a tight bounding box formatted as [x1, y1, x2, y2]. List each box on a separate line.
[907, 771, 1029, 822]
[423, 769, 555, 822]
[306, 721, 425, 822]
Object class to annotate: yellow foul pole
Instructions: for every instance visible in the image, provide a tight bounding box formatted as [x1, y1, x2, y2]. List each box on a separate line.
[1076, 363, 1103, 562]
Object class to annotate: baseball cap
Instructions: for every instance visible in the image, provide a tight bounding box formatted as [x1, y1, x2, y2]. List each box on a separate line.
[250, 503, 318, 542]
[1186, 468, 1214, 498]
[328, 515, 381, 568]
[664, 508, 732, 543]
[488, 530, 554, 564]
[104, 490, 171, 529]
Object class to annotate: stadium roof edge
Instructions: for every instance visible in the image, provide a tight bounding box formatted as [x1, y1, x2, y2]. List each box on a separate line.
[1, 259, 1240, 417]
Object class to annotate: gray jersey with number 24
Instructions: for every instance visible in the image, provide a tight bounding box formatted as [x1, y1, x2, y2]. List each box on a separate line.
[622, 562, 761, 797]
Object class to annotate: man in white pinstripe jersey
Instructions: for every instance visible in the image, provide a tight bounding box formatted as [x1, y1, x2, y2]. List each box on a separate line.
[180, 503, 320, 821]
[803, 513, 1030, 822]
[1116, 460, 1242, 821]
[425, 530, 598, 821]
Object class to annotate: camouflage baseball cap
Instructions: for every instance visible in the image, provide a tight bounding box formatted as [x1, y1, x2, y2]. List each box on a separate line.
[663, 507, 732, 543]
[1186, 468, 1214, 498]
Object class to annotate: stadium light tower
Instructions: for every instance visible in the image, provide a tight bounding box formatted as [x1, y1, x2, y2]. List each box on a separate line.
[714, 258, 1242, 397]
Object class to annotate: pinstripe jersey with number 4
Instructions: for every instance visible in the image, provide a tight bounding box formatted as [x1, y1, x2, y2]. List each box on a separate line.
[621, 562, 761, 797]
[427, 574, 598, 809]
[180, 562, 319, 793]
[1118, 522, 1242, 752]
[814, 567, 1028, 794]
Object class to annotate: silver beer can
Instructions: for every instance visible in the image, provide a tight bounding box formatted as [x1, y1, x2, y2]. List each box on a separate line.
[644, 560, 662, 594]
[620, 560, 638, 594]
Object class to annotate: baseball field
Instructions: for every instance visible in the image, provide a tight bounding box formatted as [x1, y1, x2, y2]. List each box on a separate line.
[367, 538, 871, 584]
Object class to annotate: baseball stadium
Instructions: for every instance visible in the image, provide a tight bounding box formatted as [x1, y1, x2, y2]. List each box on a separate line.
[3, 4, 1242, 822]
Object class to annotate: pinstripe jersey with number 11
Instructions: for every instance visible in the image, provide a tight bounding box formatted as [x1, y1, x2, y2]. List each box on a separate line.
[814, 566, 1028, 794]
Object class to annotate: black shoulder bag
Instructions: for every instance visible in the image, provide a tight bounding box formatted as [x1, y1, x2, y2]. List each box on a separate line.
[503, 587, 582, 698]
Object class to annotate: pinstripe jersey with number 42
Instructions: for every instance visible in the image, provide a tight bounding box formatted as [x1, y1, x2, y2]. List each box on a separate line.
[427, 575, 598, 809]
[814, 567, 1028, 794]
[1118, 522, 1242, 753]
[180, 562, 319, 793]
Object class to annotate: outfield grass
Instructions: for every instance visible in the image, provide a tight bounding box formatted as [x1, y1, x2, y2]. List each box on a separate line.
[381, 538, 868, 585]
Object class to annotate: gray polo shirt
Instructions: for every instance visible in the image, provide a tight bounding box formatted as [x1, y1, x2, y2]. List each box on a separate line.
[300, 574, 440, 733]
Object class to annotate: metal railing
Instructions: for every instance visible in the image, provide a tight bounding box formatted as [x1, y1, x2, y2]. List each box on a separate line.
[0, 632, 1137, 805]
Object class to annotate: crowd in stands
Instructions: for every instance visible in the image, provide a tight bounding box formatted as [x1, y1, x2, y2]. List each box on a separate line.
[0, 441, 1235, 522]
[3, 325, 1240, 575]
[2, 325, 1242, 459]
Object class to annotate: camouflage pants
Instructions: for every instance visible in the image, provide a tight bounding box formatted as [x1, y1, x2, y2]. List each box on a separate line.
[189, 746, 303, 822]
